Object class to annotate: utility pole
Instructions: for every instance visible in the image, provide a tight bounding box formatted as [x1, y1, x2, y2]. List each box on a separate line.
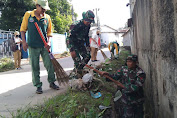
[69, 0, 75, 22]
[93, 8, 102, 44]
[71, 5, 74, 22]
[93, 8, 100, 30]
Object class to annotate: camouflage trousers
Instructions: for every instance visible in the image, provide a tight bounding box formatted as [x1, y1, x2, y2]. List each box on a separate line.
[72, 46, 91, 71]
[115, 100, 144, 118]
[122, 103, 144, 118]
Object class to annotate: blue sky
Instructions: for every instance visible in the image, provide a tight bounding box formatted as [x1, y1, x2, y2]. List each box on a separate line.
[70, 0, 130, 29]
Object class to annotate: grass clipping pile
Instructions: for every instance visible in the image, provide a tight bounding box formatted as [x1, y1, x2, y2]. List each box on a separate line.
[13, 48, 130, 118]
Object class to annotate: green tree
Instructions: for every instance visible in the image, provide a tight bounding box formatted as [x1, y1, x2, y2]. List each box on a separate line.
[0, 0, 76, 34]
[0, 0, 34, 31]
[47, 0, 73, 33]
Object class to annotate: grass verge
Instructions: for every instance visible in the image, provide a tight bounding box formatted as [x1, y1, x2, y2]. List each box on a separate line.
[0, 57, 14, 72]
[3, 48, 130, 118]
[0, 51, 70, 72]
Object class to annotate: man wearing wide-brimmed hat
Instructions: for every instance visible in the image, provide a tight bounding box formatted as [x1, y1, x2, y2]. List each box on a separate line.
[13, 31, 22, 70]
[20, 0, 59, 94]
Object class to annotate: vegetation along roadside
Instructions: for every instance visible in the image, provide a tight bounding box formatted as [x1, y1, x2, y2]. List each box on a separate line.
[1, 48, 130, 118]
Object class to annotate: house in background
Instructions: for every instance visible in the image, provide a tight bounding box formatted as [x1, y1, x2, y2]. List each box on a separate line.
[122, 29, 131, 46]
[122, 29, 132, 52]
[89, 25, 126, 46]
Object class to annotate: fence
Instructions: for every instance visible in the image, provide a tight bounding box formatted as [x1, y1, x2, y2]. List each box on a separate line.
[0, 30, 14, 59]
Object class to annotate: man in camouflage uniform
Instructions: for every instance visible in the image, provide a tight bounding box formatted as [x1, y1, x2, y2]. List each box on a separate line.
[102, 54, 145, 118]
[67, 10, 95, 74]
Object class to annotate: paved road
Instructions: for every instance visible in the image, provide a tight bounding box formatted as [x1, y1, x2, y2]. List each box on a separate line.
[0, 48, 111, 117]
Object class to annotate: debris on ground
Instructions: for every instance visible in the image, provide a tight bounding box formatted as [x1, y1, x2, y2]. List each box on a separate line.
[12, 48, 131, 118]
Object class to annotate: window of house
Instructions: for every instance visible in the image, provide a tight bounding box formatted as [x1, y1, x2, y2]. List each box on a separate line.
[0, 33, 2, 39]
[4, 34, 7, 39]
[8, 34, 12, 39]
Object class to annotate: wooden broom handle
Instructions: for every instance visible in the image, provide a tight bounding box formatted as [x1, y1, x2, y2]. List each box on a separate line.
[34, 22, 50, 52]
[85, 64, 125, 89]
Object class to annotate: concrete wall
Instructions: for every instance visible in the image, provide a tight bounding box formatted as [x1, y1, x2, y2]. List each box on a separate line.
[131, 0, 177, 118]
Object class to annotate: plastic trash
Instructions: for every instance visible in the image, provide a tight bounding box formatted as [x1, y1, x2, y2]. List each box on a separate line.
[114, 90, 122, 102]
[99, 105, 111, 110]
[90, 91, 102, 98]
[82, 73, 93, 84]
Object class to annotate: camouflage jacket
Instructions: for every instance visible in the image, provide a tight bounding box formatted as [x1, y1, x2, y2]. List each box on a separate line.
[67, 20, 90, 50]
[112, 65, 146, 105]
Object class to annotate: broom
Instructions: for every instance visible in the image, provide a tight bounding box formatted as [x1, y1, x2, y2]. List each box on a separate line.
[111, 52, 115, 59]
[99, 49, 108, 60]
[91, 38, 108, 60]
[34, 22, 69, 86]
[85, 64, 125, 89]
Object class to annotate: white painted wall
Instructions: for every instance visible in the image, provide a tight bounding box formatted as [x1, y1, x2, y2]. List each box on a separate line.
[90, 25, 124, 46]
[101, 33, 118, 45]
[122, 31, 131, 46]
[51, 33, 67, 54]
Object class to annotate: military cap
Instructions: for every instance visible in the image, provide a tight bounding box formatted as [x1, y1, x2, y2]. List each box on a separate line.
[126, 54, 138, 62]
[82, 10, 95, 23]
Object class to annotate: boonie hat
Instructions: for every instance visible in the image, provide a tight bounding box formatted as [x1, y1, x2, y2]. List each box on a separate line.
[96, 30, 100, 34]
[35, 0, 50, 10]
[14, 31, 20, 35]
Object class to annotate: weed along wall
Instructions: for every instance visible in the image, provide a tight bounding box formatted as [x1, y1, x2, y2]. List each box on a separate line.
[130, 0, 177, 118]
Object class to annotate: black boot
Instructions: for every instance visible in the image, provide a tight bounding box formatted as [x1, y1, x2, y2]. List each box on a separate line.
[36, 87, 43, 94]
[50, 82, 59, 90]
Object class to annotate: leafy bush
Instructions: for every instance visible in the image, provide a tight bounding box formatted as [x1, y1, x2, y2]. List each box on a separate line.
[0, 58, 14, 72]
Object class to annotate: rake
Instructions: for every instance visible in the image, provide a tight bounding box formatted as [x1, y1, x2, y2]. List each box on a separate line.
[85, 64, 125, 89]
[34, 22, 69, 86]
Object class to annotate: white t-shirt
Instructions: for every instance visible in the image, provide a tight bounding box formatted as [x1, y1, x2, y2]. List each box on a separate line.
[14, 37, 21, 50]
[90, 34, 99, 48]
